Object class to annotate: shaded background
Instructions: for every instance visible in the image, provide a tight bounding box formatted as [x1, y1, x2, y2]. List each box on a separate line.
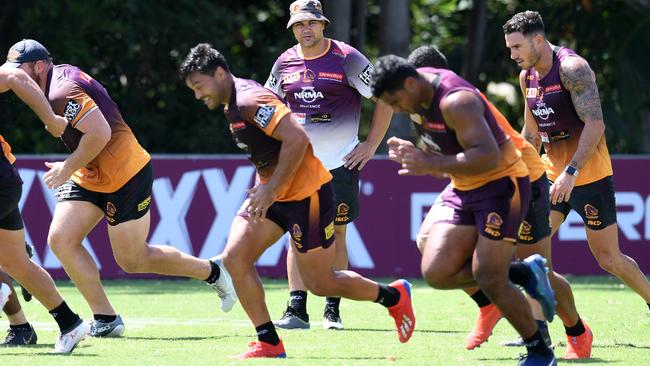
[1, 0, 649, 155]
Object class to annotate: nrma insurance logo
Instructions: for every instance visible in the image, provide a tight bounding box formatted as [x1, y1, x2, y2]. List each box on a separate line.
[294, 86, 324, 103]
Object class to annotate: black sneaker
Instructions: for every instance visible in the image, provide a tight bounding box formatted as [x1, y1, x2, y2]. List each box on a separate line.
[502, 324, 553, 349]
[322, 307, 343, 330]
[2, 325, 37, 346]
[274, 305, 309, 329]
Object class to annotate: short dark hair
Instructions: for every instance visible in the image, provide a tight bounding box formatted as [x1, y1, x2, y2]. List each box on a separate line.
[371, 55, 419, 98]
[407, 45, 449, 69]
[179, 43, 230, 80]
[502, 11, 545, 36]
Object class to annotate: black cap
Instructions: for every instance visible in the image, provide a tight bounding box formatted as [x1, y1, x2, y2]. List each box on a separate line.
[2, 39, 50, 69]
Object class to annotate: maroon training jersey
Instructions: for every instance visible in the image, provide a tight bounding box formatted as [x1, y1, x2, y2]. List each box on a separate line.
[525, 47, 612, 185]
[224, 77, 331, 201]
[46, 64, 150, 193]
[411, 67, 528, 190]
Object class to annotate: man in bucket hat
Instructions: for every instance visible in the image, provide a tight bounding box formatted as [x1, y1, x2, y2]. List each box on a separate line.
[267, 0, 394, 332]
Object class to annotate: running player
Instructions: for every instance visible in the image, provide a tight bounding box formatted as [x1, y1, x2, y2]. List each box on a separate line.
[372, 55, 557, 366]
[265, 0, 393, 330]
[180, 43, 415, 359]
[0, 65, 87, 353]
[408, 45, 591, 359]
[3, 39, 237, 338]
[504, 10, 650, 356]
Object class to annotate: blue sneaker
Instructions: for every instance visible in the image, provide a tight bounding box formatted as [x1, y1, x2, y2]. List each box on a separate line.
[518, 352, 557, 366]
[521, 255, 556, 322]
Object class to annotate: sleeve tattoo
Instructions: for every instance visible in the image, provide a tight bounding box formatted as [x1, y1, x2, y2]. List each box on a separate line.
[559, 58, 604, 124]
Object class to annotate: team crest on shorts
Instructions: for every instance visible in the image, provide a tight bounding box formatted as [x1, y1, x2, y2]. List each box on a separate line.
[584, 204, 602, 227]
[484, 212, 503, 238]
[518, 220, 533, 242]
[335, 203, 349, 223]
[106, 202, 117, 223]
[292, 224, 303, 242]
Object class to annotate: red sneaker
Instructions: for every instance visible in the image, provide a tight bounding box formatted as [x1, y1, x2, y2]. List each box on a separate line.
[387, 280, 416, 343]
[230, 340, 287, 359]
[564, 322, 592, 359]
[465, 303, 503, 350]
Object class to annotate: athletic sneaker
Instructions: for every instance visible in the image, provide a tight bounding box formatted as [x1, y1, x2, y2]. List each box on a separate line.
[502, 323, 553, 348]
[274, 305, 310, 329]
[230, 340, 287, 359]
[387, 279, 416, 343]
[52, 319, 89, 354]
[521, 255, 556, 322]
[322, 307, 343, 330]
[0, 283, 10, 311]
[2, 324, 37, 345]
[518, 352, 557, 366]
[207, 255, 237, 312]
[564, 322, 592, 359]
[465, 303, 502, 350]
[21, 242, 34, 302]
[89, 314, 125, 337]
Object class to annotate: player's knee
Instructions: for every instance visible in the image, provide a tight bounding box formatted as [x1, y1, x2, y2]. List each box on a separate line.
[422, 264, 450, 289]
[473, 269, 506, 295]
[221, 251, 248, 277]
[305, 279, 333, 297]
[48, 230, 80, 255]
[594, 252, 619, 274]
[114, 255, 143, 274]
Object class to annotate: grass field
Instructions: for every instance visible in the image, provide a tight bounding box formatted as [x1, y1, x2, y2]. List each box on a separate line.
[1, 276, 649, 365]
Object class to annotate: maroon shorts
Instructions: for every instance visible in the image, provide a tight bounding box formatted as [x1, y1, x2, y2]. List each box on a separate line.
[240, 182, 336, 253]
[429, 176, 531, 242]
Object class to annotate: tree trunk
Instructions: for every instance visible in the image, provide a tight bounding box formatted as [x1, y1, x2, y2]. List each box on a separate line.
[461, 0, 487, 86]
[378, 0, 412, 145]
[324, 0, 351, 42]
[351, 0, 367, 50]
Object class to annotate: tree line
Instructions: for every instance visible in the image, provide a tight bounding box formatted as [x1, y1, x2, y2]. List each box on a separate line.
[1, 0, 648, 154]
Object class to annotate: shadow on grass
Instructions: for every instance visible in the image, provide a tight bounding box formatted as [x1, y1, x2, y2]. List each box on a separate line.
[556, 341, 650, 350]
[124, 335, 246, 341]
[301, 356, 391, 360]
[562, 358, 618, 364]
[344, 327, 464, 334]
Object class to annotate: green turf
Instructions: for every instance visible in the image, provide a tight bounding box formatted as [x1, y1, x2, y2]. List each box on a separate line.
[1, 276, 649, 364]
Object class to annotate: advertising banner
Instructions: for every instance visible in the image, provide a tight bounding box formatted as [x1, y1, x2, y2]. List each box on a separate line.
[15, 156, 650, 279]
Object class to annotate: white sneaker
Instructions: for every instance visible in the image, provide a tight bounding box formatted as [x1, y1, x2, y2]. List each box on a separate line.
[208, 255, 237, 312]
[52, 320, 90, 354]
[0, 283, 10, 311]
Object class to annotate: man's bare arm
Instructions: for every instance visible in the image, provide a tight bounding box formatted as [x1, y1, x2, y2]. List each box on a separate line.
[559, 56, 605, 169]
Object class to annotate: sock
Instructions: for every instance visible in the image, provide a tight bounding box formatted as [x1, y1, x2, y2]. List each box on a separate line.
[325, 297, 341, 312]
[470, 289, 492, 308]
[523, 329, 553, 356]
[255, 321, 280, 346]
[564, 317, 586, 337]
[374, 284, 400, 308]
[94, 314, 117, 323]
[289, 290, 308, 314]
[509, 260, 532, 286]
[9, 322, 31, 331]
[49, 301, 81, 333]
[205, 260, 221, 283]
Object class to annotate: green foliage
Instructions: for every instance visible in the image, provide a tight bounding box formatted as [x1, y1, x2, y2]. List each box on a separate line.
[1, 1, 648, 153]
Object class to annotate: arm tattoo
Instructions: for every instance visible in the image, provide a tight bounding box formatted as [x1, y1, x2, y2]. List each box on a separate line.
[559, 58, 604, 123]
[523, 130, 542, 153]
